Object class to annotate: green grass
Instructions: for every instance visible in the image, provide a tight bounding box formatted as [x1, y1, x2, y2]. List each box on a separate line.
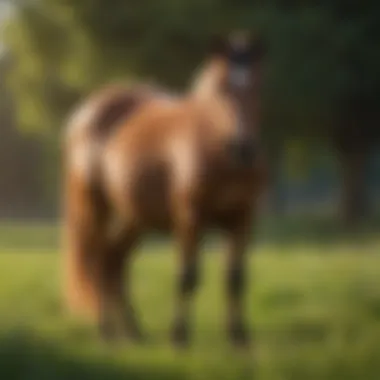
[0, 222, 379, 379]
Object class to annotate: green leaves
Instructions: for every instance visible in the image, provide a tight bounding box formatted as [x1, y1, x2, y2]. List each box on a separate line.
[3, 0, 380, 145]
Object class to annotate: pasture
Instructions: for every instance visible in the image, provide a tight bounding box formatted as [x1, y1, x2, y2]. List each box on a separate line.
[0, 219, 379, 380]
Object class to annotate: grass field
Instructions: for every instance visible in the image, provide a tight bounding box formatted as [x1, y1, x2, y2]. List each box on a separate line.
[0, 219, 379, 380]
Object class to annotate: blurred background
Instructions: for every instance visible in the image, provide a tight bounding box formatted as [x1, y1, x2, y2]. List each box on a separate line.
[0, 1, 379, 380]
[0, 1, 379, 226]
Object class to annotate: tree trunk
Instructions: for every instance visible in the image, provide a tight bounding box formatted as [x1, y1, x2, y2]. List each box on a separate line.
[339, 150, 370, 226]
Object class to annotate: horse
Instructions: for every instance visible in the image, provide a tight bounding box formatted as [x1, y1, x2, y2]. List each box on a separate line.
[62, 31, 267, 348]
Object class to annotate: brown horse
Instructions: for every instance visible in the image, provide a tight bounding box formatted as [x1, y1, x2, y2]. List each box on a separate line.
[63, 32, 267, 348]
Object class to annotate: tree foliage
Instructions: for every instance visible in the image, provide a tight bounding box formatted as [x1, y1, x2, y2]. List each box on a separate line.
[3, 1, 380, 146]
[1, 0, 380, 222]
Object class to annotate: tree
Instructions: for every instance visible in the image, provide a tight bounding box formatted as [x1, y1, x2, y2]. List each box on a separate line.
[330, 1, 380, 224]
[3, 0, 380, 224]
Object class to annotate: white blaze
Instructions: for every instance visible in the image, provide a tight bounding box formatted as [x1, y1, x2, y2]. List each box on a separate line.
[229, 65, 251, 89]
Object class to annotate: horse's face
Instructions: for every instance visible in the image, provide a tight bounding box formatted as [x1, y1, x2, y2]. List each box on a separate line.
[210, 32, 266, 166]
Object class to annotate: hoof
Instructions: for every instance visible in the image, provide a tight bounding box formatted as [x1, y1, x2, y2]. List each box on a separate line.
[228, 323, 251, 349]
[124, 327, 145, 344]
[121, 313, 145, 344]
[171, 322, 189, 348]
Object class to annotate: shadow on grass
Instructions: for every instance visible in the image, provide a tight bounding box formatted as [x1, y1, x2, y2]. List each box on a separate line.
[0, 329, 184, 380]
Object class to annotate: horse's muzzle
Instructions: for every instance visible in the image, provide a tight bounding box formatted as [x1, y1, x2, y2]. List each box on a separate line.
[228, 139, 256, 167]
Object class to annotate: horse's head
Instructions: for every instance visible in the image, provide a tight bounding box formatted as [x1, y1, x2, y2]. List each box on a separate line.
[208, 31, 266, 166]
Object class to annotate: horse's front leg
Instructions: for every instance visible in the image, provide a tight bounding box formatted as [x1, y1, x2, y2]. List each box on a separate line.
[171, 207, 201, 348]
[224, 212, 253, 348]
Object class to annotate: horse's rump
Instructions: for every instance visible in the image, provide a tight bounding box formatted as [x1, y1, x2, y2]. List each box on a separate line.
[62, 82, 177, 316]
[65, 83, 170, 142]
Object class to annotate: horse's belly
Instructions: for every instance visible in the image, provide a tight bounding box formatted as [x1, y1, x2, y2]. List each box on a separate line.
[204, 185, 254, 224]
[135, 171, 172, 230]
[103, 149, 255, 231]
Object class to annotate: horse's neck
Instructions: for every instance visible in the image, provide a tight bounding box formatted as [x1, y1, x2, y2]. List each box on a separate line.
[189, 71, 233, 140]
[189, 59, 257, 150]
[190, 59, 226, 100]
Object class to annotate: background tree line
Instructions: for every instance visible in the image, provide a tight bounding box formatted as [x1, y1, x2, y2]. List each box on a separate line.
[1, 0, 379, 225]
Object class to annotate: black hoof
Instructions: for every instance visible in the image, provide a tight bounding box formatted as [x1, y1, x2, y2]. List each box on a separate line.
[228, 323, 251, 348]
[171, 322, 189, 348]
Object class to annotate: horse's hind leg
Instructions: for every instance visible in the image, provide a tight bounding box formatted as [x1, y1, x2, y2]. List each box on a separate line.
[99, 226, 144, 343]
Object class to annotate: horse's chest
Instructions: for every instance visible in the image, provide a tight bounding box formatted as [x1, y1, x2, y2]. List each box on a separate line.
[199, 168, 255, 218]
[208, 182, 252, 211]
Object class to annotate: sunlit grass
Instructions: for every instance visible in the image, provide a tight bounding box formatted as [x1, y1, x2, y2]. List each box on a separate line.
[0, 223, 379, 379]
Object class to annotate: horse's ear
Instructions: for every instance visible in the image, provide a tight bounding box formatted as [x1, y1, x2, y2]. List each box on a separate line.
[208, 34, 228, 57]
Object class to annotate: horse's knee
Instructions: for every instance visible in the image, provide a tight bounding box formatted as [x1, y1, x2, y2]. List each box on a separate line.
[179, 262, 198, 295]
[227, 265, 245, 297]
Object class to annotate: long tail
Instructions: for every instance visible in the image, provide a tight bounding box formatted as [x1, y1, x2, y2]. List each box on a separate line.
[61, 166, 107, 321]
